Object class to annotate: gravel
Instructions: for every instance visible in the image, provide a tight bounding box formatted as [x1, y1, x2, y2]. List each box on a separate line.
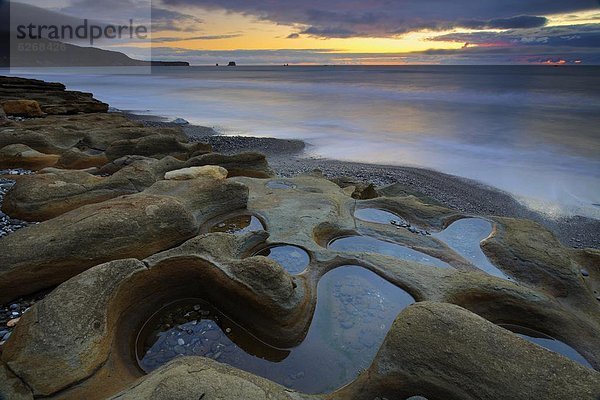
[0, 169, 34, 239]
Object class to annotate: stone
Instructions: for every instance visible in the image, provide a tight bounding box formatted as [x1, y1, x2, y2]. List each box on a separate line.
[109, 358, 309, 400]
[330, 176, 378, 199]
[0, 76, 108, 115]
[172, 118, 189, 125]
[2, 153, 270, 221]
[0, 104, 8, 125]
[1, 157, 177, 221]
[0, 144, 60, 169]
[7, 317, 20, 327]
[164, 165, 228, 181]
[581, 268, 590, 277]
[1, 100, 45, 118]
[0, 178, 248, 302]
[333, 302, 600, 400]
[1, 232, 304, 397]
[0, 362, 33, 400]
[105, 134, 211, 161]
[186, 152, 273, 178]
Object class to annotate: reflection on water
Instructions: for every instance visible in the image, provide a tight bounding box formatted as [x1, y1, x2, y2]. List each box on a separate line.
[266, 180, 297, 189]
[254, 245, 310, 274]
[354, 208, 406, 226]
[434, 218, 510, 280]
[329, 236, 451, 269]
[499, 324, 593, 369]
[137, 299, 289, 373]
[210, 215, 264, 235]
[137, 266, 415, 393]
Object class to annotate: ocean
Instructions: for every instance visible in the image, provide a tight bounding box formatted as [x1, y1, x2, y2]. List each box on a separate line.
[5, 65, 600, 219]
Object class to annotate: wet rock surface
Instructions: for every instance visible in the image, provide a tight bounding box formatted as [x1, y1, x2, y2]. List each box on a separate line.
[0, 76, 109, 114]
[1, 76, 599, 400]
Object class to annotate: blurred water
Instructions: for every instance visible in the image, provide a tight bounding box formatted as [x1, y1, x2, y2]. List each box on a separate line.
[6, 65, 600, 218]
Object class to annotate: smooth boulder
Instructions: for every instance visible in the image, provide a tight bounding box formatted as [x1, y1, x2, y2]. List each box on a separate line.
[1, 100, 45, 118]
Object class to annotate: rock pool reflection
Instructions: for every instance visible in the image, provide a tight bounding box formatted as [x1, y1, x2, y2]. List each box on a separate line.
[354, 208, 406, 225]
[329, 236, 451, 269]
[209, 215, 264, 235]
[137, 266, 415, 393]
[434, 218, 510, 280]
[254, 245, 310, 274]
[266, 180, 297, 189]
[499, 324, 593, 369]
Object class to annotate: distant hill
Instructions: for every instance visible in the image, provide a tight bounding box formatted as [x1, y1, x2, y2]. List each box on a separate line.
[8, 38, 189, 67]
[0, 2, 189, 67]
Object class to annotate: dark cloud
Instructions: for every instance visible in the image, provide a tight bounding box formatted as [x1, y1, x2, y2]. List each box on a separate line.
[286, 33, 300, 39]
[153, 34, 241, 42]
[433, 24, 600, 48]
[151, 7, 204, 32]
[161, 0, 598, 38]
[300, 26, 358, 38]
[459, 15, 548, 30]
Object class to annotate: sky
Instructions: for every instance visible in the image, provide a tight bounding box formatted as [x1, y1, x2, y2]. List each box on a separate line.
[13, 0, 600, 64]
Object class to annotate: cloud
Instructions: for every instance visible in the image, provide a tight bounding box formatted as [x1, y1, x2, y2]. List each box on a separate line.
[459, 15, 548, 30]
[432, 24, 600, 48]
[153, 34, 241, 42]
[161, 0, 598, 38]
[112, 43, 599, 65]
[286, 33, 300, 39]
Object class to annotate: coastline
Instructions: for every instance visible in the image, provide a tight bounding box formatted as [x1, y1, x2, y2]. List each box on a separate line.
[2, 76, 599, 398]
[133, 113, 600, 250]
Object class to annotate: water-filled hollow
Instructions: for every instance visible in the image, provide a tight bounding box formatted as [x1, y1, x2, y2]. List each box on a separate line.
[135, 265, 415, 393]
[354, 208, 407, 226]
[329, 235, 451, 269]
[253, 245, 311, 274]
[498, 324, 593, 369]
[434, 218, 511, 280]
[266, 180, 297, 189]
[208, 214, 265, 235]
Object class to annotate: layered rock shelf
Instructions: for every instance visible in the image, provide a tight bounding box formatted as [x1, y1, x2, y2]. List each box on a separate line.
[0, 76, 599, 400]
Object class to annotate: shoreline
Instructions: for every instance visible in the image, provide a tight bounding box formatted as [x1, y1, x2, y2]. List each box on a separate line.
[133, 113, 599, 250]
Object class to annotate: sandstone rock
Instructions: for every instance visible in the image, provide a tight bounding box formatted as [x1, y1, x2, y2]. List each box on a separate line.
[56, 147, 109, 169]
[1, 100, 45, 118]
[109, 358, 312, 400]
[185, 152, 273, 178]
[164, 165, 228, 180]
[2, 154, 268, 221]
[1, 232, 304, 397]
[0, 104, 8, 125]
[2, 157, 181, 221]
[1, 259, 147, 397]
[0, 177, 248, 302]
[105, 134, 211, 161]
[0, 144, 60, 169]
[482, 217, 592, 302]
[0, 76, 108, 115]
[0, 361, 33, 400]
[0, 113, 187, 161]
[333, 302, 600, 400]
[1, 168, 118, 221]
[330, 176, 378, 199]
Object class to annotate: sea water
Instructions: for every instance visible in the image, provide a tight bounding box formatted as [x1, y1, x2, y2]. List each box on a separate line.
[6, 65, 600, 218]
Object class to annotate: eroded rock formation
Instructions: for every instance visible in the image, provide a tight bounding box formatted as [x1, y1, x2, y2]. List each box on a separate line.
[0, 76, 598, 400]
